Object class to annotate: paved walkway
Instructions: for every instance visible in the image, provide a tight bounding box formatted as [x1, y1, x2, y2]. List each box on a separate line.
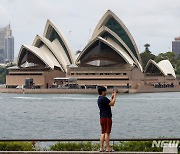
[0, 151, 166, 154]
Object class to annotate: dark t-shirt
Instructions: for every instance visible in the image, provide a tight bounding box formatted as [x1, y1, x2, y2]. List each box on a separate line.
[97, 96, 112, 118]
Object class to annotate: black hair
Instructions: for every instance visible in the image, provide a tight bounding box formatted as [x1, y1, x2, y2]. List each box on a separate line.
[98, 86, 106, 95]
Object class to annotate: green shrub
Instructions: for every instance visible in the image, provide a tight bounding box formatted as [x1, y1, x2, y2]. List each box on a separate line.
[0, 142, 34, 151]
[50, 141, 163, 152]
[0, 141, 176, 152]
[113, 141, 162, 152]
[50, 142, 99, 151]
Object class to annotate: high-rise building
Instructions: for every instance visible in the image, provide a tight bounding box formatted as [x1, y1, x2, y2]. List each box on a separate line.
[0, 24, 14, 63]
[0, 48, 4, 63]
[4, 35, 14, 63]
[172, 37, 180, 58]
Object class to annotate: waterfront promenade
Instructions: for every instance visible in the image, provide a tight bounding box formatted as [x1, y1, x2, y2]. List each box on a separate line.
[0, 86, 180, 94]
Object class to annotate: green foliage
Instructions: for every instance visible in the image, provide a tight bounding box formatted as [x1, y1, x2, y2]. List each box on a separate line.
[113, 141, 162, 152]
[0, 142, 34, 151]
[0, 66, 8, 84]
[154, 52, 180, 75]
[0, 141, 178, 152]
[140, 51, 156, 69]
[50, 141, 162, 152]
[154, 52, 176, 65]
[140, 49, 180, 75]
[50, 142, 99, 151]
[175, 59, 180, 75]
[0, 63, 16, 84]
[6, 63, 16, 68]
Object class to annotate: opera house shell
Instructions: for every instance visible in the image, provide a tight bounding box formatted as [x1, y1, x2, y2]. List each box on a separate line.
[145, 59, 176, 78]
[6, 20, 74, 88]
[6, 10, 179, 91]
[18, 20, 74, 71]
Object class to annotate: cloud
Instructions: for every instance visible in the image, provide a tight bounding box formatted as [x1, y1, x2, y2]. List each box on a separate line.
[0, 0, 180, 58]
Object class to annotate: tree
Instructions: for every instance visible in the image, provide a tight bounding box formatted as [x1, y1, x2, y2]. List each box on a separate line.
[0, 63, 16, 84]
[154, 52, 176, 68]
[0, 66, 8, 84]
[140, 44, 156, 69]
[153, 52, 180, 75]
[144, 43, 150, 52]
[176, 59, 180, 74]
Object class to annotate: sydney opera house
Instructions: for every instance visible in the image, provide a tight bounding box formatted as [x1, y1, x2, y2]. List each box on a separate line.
[6, 10, 179, 91]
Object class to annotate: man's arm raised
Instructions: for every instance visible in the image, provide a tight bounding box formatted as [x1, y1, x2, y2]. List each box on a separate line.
[109, 91, 117, 106]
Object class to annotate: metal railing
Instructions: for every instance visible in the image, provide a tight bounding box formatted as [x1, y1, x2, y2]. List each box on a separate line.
[0, 137, 180, 142]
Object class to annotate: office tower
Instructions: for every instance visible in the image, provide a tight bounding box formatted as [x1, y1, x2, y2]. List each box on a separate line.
[172, 37, 180, 58]
[0, 24, 14, 63]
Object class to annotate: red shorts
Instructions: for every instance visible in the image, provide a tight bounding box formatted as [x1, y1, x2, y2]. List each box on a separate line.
[100, 118, 112, 134]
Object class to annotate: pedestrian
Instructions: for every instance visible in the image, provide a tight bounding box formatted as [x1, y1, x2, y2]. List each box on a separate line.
[97, 86, 117, 152]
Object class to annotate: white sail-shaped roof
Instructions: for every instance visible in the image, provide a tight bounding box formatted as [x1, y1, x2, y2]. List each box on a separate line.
[76, 36, 135, 66]
[76, 10, 143, 70]
[17, 20, 75, 72]
[158, 60, 176, 78]
[145, 59, 176, 78]
[17, 45, 61, 69]
[43, 20, 74, 65]
[33, 35, 70, 72]
[90, 26, 143, 71]
[92, 10, 142, 64]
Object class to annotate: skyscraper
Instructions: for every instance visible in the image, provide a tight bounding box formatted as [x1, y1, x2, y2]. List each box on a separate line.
[172, 37, 180, 58]
[0, 24, 14, 63]
[5, 35, 14, 62]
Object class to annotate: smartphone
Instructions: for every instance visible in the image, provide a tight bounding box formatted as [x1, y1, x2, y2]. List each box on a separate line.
[113, 88, 119, 93]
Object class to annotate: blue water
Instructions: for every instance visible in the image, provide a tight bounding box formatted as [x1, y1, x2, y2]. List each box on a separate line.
[0, 92, 180, 139]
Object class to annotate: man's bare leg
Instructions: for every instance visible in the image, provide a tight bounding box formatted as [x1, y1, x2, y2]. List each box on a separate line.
[105, 133, 110, 151]
[100, 134, 105, 151]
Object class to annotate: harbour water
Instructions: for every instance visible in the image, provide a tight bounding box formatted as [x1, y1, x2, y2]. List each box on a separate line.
[0, 92, 180, 139]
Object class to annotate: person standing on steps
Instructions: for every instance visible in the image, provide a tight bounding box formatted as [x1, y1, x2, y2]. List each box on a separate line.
[97, 86, 117, 152]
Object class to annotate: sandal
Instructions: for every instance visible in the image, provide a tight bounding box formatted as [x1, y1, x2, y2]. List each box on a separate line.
[105, 149, 114, 152]
[99, 149, 104, 152]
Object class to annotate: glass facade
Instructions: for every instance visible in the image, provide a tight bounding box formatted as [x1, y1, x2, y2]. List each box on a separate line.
[79, 40, 126, 67]
[105, 17, 139, 61]
[172, 40, 180, 57]
[101, 32, 135, 61]
[46, 25, 72, 64]
[0, 48, 4, 63]
[0, 24, 14, 63]
[4, 36, 14, 62]
[18, 49, 46, 69]
[145, 63, 163, 76]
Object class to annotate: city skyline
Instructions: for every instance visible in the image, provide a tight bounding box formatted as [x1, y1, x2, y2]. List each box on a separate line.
[0, 0, 180, 59]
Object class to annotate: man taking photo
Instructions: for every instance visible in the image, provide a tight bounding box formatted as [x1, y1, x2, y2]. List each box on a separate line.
[97, 86, 117, 152]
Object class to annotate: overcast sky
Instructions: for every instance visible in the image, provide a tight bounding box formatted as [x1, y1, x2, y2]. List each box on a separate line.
[0, 0, 180, 58]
